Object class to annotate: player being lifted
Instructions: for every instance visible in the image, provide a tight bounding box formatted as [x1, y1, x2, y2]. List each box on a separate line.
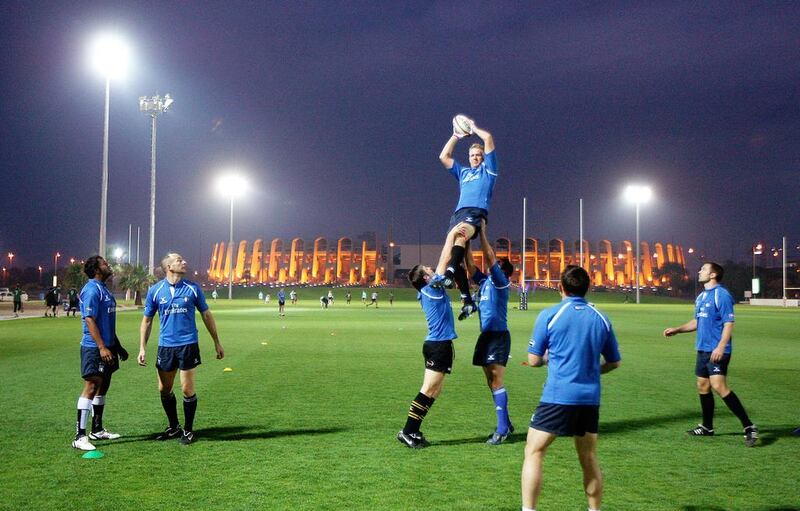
[434, 115, 497, 321]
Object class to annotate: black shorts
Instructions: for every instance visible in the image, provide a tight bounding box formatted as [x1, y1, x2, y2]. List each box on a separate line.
[157, 343, 202, 372]
[695, 351, 731, 378]
[423, 340, 454, 374]
[80, 345, 119, 379]
[530, 403, 600, 437]
[473, 330, 511, 366]
[278, 299, 285, 306]
[447, 207, 488, 240]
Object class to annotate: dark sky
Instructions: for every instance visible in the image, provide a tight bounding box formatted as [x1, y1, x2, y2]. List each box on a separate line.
[1, 1, 798, 271]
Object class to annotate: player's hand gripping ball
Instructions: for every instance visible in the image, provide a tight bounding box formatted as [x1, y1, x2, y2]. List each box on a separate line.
[452, 114, 474, 138]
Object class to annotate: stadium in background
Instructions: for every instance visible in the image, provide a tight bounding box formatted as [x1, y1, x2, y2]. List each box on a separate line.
[208, 236, 687, 288]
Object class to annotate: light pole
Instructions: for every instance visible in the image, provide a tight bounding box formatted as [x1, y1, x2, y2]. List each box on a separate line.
[54, 252, 61, 286]
[38, 266, 43, 286]
[89, 33, 130, 258]
[216, 174, 247, 300]
[624, 184, 652, 304]
[752, 243, 763, 296]
[7, 252, 14, 269]
[139, 94, 174, 275]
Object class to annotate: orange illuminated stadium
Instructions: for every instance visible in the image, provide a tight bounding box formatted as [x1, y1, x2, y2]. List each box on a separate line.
[207, 236, 687, 288]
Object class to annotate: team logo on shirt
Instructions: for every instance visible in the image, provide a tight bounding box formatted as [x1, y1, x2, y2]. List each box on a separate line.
[462, 170, 481, 183]
[159, 297, 168, 304]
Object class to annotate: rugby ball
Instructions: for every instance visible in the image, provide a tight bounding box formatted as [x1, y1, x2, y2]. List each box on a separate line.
[453, 114, 473, 137]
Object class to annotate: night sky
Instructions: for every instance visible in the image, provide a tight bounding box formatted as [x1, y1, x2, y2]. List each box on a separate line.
[1, 1, 798, 272]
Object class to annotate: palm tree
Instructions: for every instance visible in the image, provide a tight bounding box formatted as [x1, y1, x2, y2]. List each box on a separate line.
[115, 263, 156, 305]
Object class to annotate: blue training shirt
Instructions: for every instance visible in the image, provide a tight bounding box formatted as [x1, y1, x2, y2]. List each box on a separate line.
[528, 296, 621, 405]
[449, 150, 498, 213]
[694, 285, 735, 353]
[472, 263, 510, 332]
[418, 281, 457, 342]
[79, 280, 117, 348]
[143, 278, 209, 347]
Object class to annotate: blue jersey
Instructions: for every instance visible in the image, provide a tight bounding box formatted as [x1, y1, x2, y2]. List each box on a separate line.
[278, 290, 286, 302]
[79, 280, 117, 348]
[144, 279, 209, 347]
[472, 263, 510, 332]
[694, 285, 735, 353]
[528, 297, 621, 405]
[449, 150, 498, 213]
[418, 282, 457, 342]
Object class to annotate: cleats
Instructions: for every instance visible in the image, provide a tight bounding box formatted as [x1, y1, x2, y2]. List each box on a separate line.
[792, 427, 800, 436]
[486, 424, 515, 445]
[686, 424, 714, 436]
[458, 302, 477, 321]
[744, 425, 759, 447]
[180, 430, 195, 445]
[72, 435, 96, 451]
[155, 425, 183, 441]
[89, 429, 121, 440]
[397, 430, 430, 449]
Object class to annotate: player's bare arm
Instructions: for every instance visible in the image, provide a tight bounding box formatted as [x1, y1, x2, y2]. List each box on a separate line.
[472, 124, 495, 154]
[710, 322, 734, 362]
[478, 223, 496, 266]
[85, 316, 112, 363]
[600, 359, 621, 374]
[663, 318, 698, 337]
[439, 135, 459, 169]
[201, 310, 224, 359]
[138, 315, 154, 366]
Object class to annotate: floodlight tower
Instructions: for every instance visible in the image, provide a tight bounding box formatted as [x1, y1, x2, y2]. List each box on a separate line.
[216, 174, 248, 299]
[89, 33, 130, 258]
[623, 184, 652, 304]
[139, 93, 174, 275]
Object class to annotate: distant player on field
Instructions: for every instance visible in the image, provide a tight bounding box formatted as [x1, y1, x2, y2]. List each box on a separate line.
[522, 266, 621, 511]
[290, 289, 297, 305]
[663, 262, 758, 447]
[138, 253, 224, 445]
[434, 116, 497, 321]
[366, 291, 379, 308]
[346, 291, 352, 305]
[361, 290, 367, 304]
[278, 288, 286, 316]
[464, 225, 515, 444]
[397, 251, 460, 449]
[72, 256, 124, 451]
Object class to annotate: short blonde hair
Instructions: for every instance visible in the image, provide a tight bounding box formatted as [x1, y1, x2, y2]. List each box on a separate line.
[469, 143, 484, 153]
[161, 252, 182, 272]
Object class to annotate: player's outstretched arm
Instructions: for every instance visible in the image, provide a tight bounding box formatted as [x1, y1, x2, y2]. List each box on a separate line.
[439, 134, 459, 169]
[201, 310, 224, 359]
[663, 318, 697, 338]
[138, 316, 153, 366]
[472, 123, 495, 154]
[478, 224, 496, 266]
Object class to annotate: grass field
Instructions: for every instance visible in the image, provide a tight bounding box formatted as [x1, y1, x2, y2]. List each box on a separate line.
[0, 288, 798, 511]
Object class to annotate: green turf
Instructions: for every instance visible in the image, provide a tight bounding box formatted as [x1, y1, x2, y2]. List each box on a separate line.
[0, 290, 798, 510]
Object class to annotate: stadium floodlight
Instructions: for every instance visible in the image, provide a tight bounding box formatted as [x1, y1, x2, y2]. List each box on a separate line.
[89, 32, 131, 258]
[623, 184, 653, 304]
[113, 247, 124, 263]
[216, 174, 248, 299]
[139, 93, 174, 276]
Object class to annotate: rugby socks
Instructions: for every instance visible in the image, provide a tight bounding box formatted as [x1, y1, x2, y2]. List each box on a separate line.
[76, 397, 92, 437]
[721, 391, 753, 428]
[91, 395, 106, 432]
[492, 387, 511, 434]
[699, 392, 715, 430]
[161, 392, 180, 429]
[445, 245, 466, 279]
[522, 508, 535, 511]
[183, 394, 198, 432]
[454, 265, 473, 305]
[403, 392, 435, 435]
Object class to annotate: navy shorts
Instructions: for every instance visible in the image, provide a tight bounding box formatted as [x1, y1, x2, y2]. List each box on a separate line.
[530, 403, 600, 436]
[695, 351, 730, 378]
[80, 345, 119, 379]
[157, 343, 202, 372]
[447, 207, 487, 240]
[423, 340, 454, 374]
[473, 330, 511, 366]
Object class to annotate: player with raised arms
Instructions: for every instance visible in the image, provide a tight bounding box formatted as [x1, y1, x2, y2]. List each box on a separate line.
[435, 115, 497, 321]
